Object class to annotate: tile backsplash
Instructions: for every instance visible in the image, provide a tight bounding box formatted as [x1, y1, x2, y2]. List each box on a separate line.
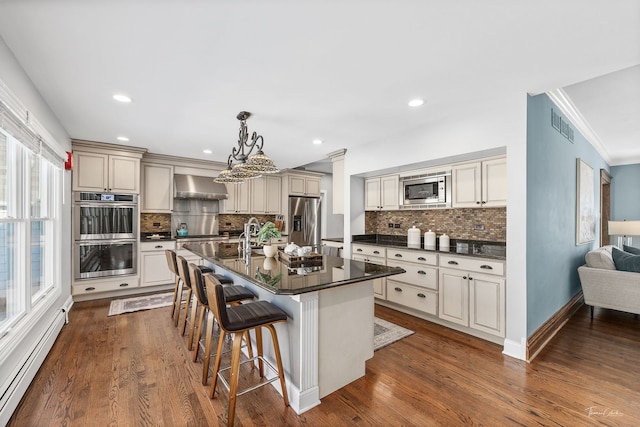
[365, 207, 506, 242]
[140, 213, 172, 233]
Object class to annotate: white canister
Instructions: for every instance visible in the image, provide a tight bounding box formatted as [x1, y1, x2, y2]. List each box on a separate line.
[439, 233, 450, 252]
[424, 230, 436, 250]
[407, 225, 421, 248]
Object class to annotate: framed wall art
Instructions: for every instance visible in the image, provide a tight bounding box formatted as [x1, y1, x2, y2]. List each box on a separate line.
[576, 158, 595, 245]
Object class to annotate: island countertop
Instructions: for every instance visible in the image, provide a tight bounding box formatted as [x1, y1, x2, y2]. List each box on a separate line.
[183, 242, 404, 295]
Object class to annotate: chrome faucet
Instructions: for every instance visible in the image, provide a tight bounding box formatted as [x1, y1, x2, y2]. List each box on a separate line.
[242, 217, 261, 263]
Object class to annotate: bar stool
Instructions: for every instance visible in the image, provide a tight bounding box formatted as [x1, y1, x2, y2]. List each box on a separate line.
[165, 250, 181, 321]
[205, 276, 289, 427]
[188, 263, 255, 384]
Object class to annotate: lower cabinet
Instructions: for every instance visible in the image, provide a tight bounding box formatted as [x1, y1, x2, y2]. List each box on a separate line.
[386, 279, 437, 315]
[140, 241, 175, 287]
[352, 244, 386, 299]
[72, 276, 140, 296]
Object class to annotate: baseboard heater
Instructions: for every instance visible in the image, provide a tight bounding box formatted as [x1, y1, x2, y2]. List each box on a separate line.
[0, 308, 66, 425]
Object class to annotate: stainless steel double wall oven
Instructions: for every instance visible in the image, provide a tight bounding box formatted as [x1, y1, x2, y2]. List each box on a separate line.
[73, 192, 138, 280]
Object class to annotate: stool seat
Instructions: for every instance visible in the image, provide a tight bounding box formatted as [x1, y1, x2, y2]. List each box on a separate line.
[223, 301, 288, 331]
[212, 273, 233, 284]
[199, 266, 214, 274]
[222, 285, 256, 303]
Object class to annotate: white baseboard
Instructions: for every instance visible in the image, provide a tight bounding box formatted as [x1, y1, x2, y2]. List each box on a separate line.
[502, 338, 526, 361]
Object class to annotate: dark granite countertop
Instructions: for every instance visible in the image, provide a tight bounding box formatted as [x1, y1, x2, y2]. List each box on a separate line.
[184, 243, 405, 295]
[322, 237, 344, 243]
[352, 234, 506, 260]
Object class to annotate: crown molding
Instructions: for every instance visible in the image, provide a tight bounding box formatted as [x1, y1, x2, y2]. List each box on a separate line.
[546, 88, 611, 165]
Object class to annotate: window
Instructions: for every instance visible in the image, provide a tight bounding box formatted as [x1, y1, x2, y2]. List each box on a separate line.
[0, 128, 61, 335]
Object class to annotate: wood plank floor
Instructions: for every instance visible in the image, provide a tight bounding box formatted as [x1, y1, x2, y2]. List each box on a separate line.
[8, 297, 640, 426]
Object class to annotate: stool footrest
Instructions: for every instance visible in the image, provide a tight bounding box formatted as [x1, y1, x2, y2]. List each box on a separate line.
[217, 355, 281, 397]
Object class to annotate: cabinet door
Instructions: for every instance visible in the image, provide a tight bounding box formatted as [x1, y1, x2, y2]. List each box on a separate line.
[305, 178, 321, 196]
[438, 268, 469, 326]
[222, 181, 251, 213]
[469, 273, 505, 337]
[289, 175, 306, 195]
[251, 177, 267, 213]
[380, 175, 399, 210]
[352, 254, 386, 299]
[141, 251, 174, 286]
[364, 178, 381, 210]
[73, 151, 108, 191]
[109, 155, 140, 193]
[452, 162, 481, 208]
[265, 175, 282, 213]
[141, 164, 173, 212]
[482, 157, 507, 207]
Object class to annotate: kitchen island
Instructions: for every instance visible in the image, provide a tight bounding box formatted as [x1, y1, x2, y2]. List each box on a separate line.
[184, 243, 404, 414]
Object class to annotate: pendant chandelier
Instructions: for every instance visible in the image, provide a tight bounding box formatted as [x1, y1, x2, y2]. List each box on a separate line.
[214, 111, 280, 184]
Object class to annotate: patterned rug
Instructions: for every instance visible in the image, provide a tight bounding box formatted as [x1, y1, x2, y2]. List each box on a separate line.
[108, 294, 414, 349]
[374, 316, 414, 351]
[107, 292, 174, 316]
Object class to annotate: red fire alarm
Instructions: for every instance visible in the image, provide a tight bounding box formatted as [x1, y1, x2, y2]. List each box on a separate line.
[64, 151, 73, 170]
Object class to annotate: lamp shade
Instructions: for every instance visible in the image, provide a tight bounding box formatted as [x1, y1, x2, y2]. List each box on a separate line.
[608, 220, 640, 236]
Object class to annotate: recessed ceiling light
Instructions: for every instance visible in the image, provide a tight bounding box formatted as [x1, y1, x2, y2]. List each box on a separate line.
[312, 139, 323, 145]
[203, 149, 213, 154]
[113, 94, 132, 103]
[117, 136, 129, 142]
[408, 98, 424, 107]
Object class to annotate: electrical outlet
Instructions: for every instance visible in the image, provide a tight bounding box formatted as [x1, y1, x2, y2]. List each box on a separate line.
[153, 222, 161, 227]
[474, 224, 485, 230]
[226, 222, 232, 226]
[388, 223, 394, 228]
[394, 223, 401, 228]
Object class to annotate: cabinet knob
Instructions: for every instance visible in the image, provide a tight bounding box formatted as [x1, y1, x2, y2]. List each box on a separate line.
[463, 276, 468, 280]
[480, 264, 493, 270]
[418, 257, 426, 261]
[418, 270, 426, 275]
[417, 293, 426, 298]
[468, 276, 473, 280]
[394, 287, 403, 292]
[476, 201, 481, 204]
[448, 260, 458, 265]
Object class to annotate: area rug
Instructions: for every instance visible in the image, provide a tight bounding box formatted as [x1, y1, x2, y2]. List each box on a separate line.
[108, 292, 174, 316]
[374, 317, 414, 351]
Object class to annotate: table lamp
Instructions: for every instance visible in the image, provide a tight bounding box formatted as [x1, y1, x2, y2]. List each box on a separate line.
[608, 220, 640, 248]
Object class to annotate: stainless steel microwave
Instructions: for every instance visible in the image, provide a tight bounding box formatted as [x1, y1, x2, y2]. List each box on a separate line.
[400, 171, 451, 207]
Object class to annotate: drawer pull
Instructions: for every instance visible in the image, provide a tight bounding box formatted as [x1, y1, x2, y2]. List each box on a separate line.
[357, 248, 363, 252]
[394, 287, 403, 292]
[373, 250, 380, 254]
[418, 270, 426, 275]
[155, 245, 163, 249]
[395, 254, 403, 258]
[417, 293, 426, 298]
[468, 276, 473, 280]
[85, 287, 96, 291]
[480, 265, 493, 270]
[119, 283, 129, 287]
[448, 260, 459, 265]
[418, 257, 426, 261]
[463, 276, 468, 280]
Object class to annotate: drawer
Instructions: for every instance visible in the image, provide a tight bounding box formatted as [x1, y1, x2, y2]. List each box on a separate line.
[352, 254, 386, 265]
[386, 248, 437, 266]
[73, 276, 140, 295]
[140, 240, 176, 252]
[386, 280, 437, 315]
[440, 255, 504, 276]
[386, 259, 437, 290]
[352, 244, 386, 258]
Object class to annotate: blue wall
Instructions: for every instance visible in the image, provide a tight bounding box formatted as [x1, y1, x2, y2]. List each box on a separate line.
[526, 94, 609, 336]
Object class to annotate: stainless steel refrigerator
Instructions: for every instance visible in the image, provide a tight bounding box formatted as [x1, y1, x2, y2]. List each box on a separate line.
[288, 196, 321, 249]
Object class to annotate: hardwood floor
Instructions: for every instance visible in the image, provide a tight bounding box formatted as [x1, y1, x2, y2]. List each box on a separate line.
[8, 297, 640, 426]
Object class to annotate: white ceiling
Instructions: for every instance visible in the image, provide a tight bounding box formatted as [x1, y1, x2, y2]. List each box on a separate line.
[0, 1, 638, 171]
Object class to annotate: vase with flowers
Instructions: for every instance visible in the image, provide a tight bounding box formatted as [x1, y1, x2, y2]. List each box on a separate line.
[256, 221, 282, 258]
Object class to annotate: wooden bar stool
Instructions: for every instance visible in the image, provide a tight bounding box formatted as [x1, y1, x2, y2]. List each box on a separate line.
[205, 275, 289, 427]
[188, 263, 255, 384]
[165, 249, 181, 321]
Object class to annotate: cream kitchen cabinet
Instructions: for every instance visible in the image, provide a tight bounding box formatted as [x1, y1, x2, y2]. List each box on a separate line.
[365, 175, 399, 210]
[288, 174, 321, 197]
[251, 175, 282, 214]
[385, 247, 438, 315]
[221, 181, 251, 214]
[438, 254, 505, 338]
[140, 240, 175, 287]
[352, 244, 386, 299]
[141, 163, 173, 212]
[73, 151, 141, 193]
[451, 157, 506, 208]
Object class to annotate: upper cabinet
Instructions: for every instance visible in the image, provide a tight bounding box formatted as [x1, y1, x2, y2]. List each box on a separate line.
[221, 180, 251, 214]
[365, 175, 399, 211]
[451, 157, 506, 208]
[71, 140, 146, 194]
[141, 163, 173, 212]
[288, 174, 321, 197]
[251, 175, 282, 214]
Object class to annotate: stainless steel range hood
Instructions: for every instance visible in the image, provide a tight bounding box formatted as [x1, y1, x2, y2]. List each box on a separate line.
[173, 174, 228, 200]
